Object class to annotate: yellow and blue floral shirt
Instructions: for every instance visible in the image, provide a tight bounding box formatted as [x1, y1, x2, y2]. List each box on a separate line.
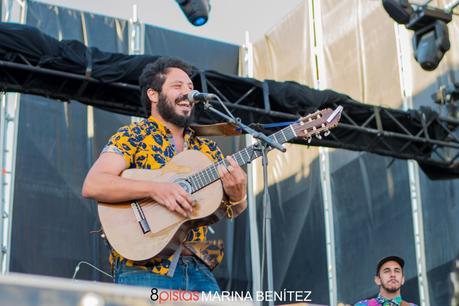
[102, 115, 225, 276]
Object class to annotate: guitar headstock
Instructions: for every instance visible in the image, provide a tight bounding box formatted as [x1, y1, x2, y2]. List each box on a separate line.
[292, 106, 343, 143]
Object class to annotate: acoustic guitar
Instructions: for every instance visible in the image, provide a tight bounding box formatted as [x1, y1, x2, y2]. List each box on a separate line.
[98, 106, 343, 261]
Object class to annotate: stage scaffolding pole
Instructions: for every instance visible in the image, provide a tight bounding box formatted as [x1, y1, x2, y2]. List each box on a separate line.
[311, 0, 338, 304]
[129, 3, 145, 124]
[0, 0, 26, 274]
[243, 31, 262, 306]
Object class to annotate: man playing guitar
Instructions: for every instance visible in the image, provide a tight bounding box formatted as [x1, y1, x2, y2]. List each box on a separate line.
[82, 56, 247, 292]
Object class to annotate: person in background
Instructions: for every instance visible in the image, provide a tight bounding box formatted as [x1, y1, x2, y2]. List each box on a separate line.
[354, 256, 418, 306]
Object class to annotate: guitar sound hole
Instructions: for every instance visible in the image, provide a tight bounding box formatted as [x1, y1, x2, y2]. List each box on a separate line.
[176, 179, 192, 194]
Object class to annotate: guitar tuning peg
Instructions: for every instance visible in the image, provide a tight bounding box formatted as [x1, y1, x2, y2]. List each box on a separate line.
[316, 134, 322, 140]
[324, 130, 331, 136]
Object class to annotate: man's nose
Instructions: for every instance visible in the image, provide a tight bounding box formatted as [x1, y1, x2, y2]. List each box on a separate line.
[181, 89, 192, 99]
[179, 93, 191, 103]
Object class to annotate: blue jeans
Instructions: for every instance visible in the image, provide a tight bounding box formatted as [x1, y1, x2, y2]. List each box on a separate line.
[114, 256, 220, 292]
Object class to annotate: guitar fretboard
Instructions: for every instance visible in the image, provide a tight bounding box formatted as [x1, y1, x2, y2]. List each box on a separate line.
[187, 124, 297, 193]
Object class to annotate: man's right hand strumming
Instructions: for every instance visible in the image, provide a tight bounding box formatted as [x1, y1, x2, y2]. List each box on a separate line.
[148, 182, 194, 218]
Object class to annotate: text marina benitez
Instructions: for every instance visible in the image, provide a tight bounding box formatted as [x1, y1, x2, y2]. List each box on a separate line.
[150, 288, 313, 303]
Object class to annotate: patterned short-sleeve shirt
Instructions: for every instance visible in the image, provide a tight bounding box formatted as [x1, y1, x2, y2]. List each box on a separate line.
[102, 115, 224, 276]
[355, 294, 417, 306]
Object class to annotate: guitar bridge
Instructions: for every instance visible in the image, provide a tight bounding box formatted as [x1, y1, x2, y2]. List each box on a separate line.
[131, 201, 151, 234]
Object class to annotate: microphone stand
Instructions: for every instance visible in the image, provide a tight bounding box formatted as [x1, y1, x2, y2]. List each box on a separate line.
[201, 100, 284, 306]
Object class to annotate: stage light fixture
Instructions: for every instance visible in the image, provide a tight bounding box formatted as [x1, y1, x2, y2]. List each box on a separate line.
[382, 0, 413, 24]
[407, 5, 452, 71]
[382, 0, 458, 71]
[412, 20, 450, 71]
[175, 0, 211, 26]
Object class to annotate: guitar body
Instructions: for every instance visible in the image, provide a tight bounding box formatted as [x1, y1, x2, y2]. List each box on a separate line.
[98, 150, 226, 261]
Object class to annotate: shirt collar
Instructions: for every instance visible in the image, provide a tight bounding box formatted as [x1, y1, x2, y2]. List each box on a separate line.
[146, 115, 195, 138]
[376, 294, 402, 306]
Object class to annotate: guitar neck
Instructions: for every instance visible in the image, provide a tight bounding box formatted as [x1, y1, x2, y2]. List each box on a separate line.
[188, 124, 297, 193]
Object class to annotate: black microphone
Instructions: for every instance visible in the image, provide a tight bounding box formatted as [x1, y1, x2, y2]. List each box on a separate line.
[187, 90, 217, 104]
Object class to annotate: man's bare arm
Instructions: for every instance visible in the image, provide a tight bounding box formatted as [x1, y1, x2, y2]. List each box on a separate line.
[81, 153, 193, 217]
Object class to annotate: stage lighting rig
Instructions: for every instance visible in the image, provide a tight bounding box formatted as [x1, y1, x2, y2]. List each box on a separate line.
[382, 0, 413, 24]
[383, 0, 459, 71]
[175, 0, 211, 26]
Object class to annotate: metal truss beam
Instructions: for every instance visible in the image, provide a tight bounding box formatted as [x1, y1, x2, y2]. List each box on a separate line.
[0, 60, 458, 175]
[197, 74, 459, 175]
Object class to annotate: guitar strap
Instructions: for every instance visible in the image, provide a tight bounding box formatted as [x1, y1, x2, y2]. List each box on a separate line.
[166, 244, 183, 277]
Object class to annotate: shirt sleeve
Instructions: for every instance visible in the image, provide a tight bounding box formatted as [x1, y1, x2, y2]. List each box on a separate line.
[199, 138, 224, 163]
[102, 125, 143, 168]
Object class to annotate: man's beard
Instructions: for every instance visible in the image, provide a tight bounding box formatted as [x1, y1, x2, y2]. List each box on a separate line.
[381, 280, 402, 293]
[157, 93, 193, 128]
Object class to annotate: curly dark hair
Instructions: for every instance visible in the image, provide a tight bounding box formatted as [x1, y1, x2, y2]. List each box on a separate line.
[138, 57, 193, 116]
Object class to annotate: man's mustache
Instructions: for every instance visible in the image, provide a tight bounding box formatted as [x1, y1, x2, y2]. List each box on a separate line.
[176, 94, 190, 104]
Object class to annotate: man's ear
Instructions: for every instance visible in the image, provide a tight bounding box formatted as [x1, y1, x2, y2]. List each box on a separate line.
[147, 88, 159, 104]
[374, 275, 381, 286]
[401, 275, 405, 286]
